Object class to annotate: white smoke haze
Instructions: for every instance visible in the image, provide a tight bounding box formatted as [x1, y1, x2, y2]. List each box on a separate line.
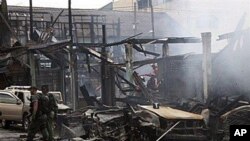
[212, 29, 250, 97]
[148, 0, 250, 100]
[161, 0, 250, 54]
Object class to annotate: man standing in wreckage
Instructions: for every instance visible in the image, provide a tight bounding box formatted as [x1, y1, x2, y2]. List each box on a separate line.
[27, 86, 49, 141]
[41, 85, 58, 141]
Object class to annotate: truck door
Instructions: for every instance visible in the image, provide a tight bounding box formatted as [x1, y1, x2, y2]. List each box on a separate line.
[0, 92, 23, 120]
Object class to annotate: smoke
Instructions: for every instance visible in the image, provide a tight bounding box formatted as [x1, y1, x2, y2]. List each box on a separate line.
[145, 0, 250, 101]
[213, 29, 250, 97]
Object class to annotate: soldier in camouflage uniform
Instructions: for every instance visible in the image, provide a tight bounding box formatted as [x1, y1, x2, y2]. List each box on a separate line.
[27, 86, 49, 141]
[41, 85, 58, 141]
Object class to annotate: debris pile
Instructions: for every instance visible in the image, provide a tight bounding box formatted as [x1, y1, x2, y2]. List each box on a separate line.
[59, 102, 208, 141]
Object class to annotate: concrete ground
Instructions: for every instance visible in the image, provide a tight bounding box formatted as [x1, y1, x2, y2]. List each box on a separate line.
[0, 123, 41, 141]
[0, 124, 86, 141]
[0, 124, 27, 141]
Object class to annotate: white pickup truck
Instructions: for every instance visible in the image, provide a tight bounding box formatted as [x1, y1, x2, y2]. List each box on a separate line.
[0, 89, 30, 130]
[6, 86, 71, 113]
[2, 86, 71, 130]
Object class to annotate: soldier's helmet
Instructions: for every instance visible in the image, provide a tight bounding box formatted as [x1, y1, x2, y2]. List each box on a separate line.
[28, 86, 38, 91]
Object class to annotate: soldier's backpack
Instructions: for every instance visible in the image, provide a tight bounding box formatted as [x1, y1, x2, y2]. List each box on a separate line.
[48, 93, 58, 113]
[37, 93, 50, 115]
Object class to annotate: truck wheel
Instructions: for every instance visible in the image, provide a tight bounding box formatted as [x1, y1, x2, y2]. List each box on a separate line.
[22, 114, 29, 131]
[1, 119, 11, 129]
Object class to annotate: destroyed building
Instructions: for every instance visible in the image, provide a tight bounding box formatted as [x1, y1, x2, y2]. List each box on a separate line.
[1, 5, 193, 105]
[1, 0, 250, 141]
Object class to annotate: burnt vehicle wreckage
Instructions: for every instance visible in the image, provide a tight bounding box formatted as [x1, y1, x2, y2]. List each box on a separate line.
[1, 0, 250, 140]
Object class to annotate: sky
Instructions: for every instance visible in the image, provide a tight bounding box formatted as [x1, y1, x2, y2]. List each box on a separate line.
[7, 0, 113, 9]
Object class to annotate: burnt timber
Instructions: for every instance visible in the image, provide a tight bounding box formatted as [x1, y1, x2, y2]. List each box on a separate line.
[1, 1, 250, 141]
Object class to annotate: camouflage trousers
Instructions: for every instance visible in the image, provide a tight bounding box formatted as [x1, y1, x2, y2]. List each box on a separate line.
[27, 114, 48, 141]
[47, 112, 56, 141]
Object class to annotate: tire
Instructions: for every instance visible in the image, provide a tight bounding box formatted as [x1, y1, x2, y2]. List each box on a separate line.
[22, 114, 29, 131]
[1, 119, 11, 129]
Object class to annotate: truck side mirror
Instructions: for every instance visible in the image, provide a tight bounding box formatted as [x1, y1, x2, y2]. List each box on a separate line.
[16, 99, 22, 105]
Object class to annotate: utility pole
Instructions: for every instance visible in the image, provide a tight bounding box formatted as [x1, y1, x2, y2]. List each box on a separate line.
[29, 0, 36, 86]
[149, 0, 155, 52]
[149, 0, 155, 39]
[133, 2, 137, 35]
[29, 0, 33, 40]
[201, 32, 212, 103]
[68, 0, 76, 110]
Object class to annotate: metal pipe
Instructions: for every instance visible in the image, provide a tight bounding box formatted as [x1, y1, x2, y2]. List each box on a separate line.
[156, 121, 180, 141]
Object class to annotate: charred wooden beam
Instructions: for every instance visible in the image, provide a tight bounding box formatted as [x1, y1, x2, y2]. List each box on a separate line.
[129, 37, 201, 44]
[29, 0, 33, 40]
[0, 12, 18, 39]
[0, 0, 11, 48]
[114, 79, 127, 95]
[73, 37, 201, 48]
[113, 58, 162, 68]
[51, 9, 64, 27]
[217, 29, 250, 41]
[101, 25, 115, 106]
[78, 46, 114, 63]
[28, 39, 71, 50]
[218, 32, 234, 41]
[86, 54, 91, 73]
[132, 44, 160, 56]
[133, 71, 152, 103]
[0, 46, 27, 53]
[116, 71, 137, 90]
